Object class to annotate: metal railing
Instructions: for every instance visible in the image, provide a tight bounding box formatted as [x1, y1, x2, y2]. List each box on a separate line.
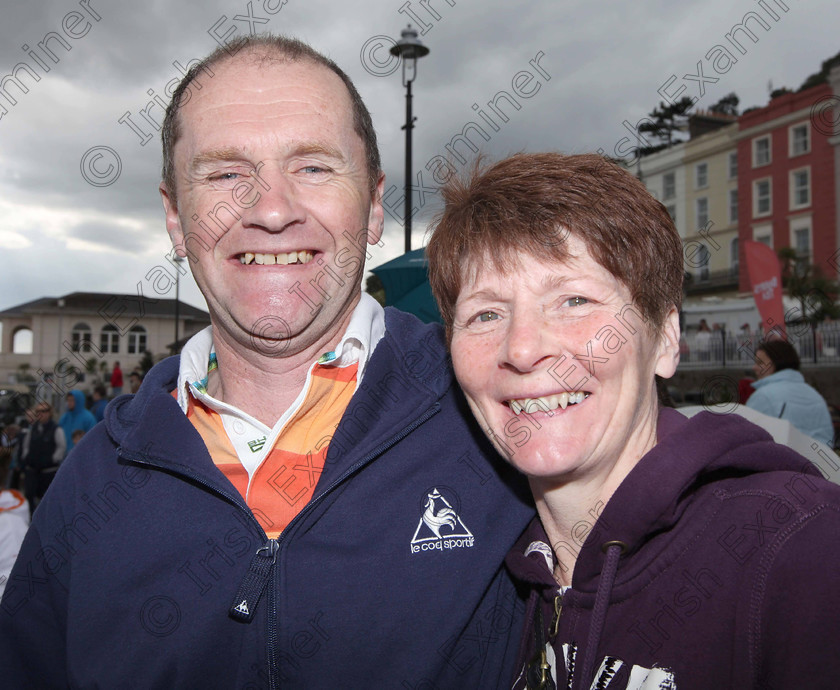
[678, 324, 840, 368]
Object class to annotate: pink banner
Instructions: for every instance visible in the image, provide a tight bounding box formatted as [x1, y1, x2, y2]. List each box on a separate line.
[744, 240, 786, 338]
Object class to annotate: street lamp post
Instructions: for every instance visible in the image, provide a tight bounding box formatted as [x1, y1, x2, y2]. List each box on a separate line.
[390, 25, 430, 254]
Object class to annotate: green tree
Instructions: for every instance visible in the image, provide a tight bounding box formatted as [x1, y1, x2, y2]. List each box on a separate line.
[138, 351, 155, 376]
[709, 92, 739, 116]
[638, 96, 694, 148]
[778, 247, 840, 328]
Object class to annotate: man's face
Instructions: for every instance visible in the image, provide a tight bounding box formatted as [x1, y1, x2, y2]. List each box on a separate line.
[66, 395, 75, 411]
[160, 56, 384, 358]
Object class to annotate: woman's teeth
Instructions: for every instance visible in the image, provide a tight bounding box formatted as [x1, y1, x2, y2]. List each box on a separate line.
[508, 392, 588, 415]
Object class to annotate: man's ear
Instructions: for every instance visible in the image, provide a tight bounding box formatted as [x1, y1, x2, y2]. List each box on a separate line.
[159, 182, 186, 255]
[366, 172, 386, 246]
[654, 306, 681, 379]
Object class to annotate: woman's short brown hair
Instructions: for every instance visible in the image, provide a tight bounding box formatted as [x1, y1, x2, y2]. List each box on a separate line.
[426, 152, 684, 339]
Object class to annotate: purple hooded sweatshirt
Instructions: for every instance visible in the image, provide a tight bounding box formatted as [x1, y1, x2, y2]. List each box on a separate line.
[506, 407, 840, 690]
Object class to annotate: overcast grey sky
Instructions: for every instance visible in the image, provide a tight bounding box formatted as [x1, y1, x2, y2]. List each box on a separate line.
[0, 0, 836, 313]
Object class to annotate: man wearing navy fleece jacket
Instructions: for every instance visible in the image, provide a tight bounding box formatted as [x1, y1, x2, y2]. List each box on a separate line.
[0, 35, 533, 689]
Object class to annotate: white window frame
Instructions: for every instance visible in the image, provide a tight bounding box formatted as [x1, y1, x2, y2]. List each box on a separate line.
[695, 162, 708, 189]
[100, 325, 119, 354]
[789, 167, 810, 210]
[696, 197, 709, 229]
[728, 151, 738, 179]
[753, 224, 773, 248]
[789, 216, 812, 262]
[127, 326, 147, 355]
[752, 135, 771, 167]
[728, 189, 738, 224]
[788, 121, 810, 157]
[71, 323, 92, 353]
[753, 178, 772, 218]
[663, 172, 676, 200]
[697, 243, 711, 282]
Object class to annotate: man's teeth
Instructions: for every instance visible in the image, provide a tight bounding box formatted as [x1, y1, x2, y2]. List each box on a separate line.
[508, 392, 588, 415]
[240, 251, 314, 265]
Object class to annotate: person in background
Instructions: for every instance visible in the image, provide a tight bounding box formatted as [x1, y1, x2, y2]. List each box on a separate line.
[58, 390, 96, 454]
[90, 385, 108, 423]
[427, 152, 840, 688]
[0, 449, 29, 599]
[20, 404, 65, 511]
[110, 361, 123, 397]
[128, 370, 143, 394]
[0, 425, 21, 490]
[695, 318, 711, 361]
[747, 339, 834, 446]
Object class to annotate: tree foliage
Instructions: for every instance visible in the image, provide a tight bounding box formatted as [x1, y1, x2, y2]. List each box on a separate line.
[778, 247, 840, 325]
[709, 92, 739, 116]
[638, 96, 694, 147]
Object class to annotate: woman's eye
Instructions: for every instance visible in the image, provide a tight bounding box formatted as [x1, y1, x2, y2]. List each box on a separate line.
[476, 311, 500, 323]
[565, 297, 588, 307]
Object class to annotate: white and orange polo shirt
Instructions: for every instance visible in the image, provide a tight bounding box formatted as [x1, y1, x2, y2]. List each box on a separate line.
[175, 293, 385, 538]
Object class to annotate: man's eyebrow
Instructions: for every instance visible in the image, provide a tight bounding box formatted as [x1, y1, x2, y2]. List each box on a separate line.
[190, 143, 347, 169]
[291, 142, 346, 163]
[191, 147, 249, 168]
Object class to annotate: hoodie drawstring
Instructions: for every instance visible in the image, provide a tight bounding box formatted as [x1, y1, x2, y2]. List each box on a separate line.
[574, 540, 626, 690]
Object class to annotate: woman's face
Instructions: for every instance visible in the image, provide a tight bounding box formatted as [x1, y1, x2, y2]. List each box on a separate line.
[449, 235, 680, 488]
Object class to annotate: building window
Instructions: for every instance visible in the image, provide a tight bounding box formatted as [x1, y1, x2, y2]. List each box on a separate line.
[753, 225, 773, 247]
[729, 189, 738, 224]
[71, 323, 92, 353]
[100, 324, 119, 354]
[728, 151, 738, 179]
[753, 135, 771, 167]
[12, 327, 33, 354]
[753, 178, 771, 217]
[794, 226, 810, 259]
[697, 244, 711, 281]
[127, 326, 147, 354]
[789, 122, 810, 157]
[790, 168, 810, 209]
[696, 197, 709, 229]
[663, 172, 676, 200]
[730, 238, 739, 275]
[695, 162, 708, 189]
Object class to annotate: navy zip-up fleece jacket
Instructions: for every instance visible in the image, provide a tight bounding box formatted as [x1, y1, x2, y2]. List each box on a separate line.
[508, 407, 840, 690]
[0, 308, 534, 689]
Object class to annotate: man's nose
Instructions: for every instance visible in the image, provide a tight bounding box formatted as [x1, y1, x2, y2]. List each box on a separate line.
[238, 165, 307, 233]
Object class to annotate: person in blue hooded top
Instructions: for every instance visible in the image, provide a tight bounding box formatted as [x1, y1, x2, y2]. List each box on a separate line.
[58, 390, 96, 454]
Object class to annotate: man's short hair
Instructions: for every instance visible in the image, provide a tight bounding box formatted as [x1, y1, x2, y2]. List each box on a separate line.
[161, 34, 382, 200]
[758, 339, 801, 372]
[426, 152, 684, 340]
[94, 385, 107, 397]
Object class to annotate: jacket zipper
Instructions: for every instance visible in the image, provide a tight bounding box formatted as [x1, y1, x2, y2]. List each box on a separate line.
[118, 402, 441, 690]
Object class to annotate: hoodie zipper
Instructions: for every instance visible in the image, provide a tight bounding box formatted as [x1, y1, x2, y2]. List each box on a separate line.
[118, 402, 440, 690]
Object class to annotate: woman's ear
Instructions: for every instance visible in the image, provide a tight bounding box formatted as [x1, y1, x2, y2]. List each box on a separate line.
[654, 307, 681, 379]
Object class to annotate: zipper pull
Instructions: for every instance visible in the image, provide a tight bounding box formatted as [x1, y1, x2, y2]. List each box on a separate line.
[228, 539, 278, 623]
[549, 592, 562, 639]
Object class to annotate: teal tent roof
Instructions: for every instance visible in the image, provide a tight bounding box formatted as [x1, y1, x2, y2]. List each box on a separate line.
[370, 248, 441, 324]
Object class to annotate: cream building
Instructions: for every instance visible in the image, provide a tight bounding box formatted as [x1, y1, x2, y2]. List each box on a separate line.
[682, 119, 740, 301]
